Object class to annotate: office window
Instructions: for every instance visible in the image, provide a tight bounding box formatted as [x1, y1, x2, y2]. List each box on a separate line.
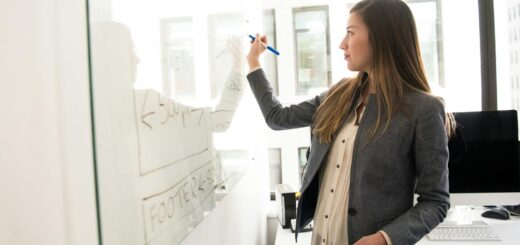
[495, 0, 520, 139]
[298, 147, 309, 183]
[263, 9, 279, 96]
[406, 0, 482, 112]
[293, 6, 331, 95]
[268, 148, 282, 195]
[407, 0, 444, 88]
[160, 17, 195, 99]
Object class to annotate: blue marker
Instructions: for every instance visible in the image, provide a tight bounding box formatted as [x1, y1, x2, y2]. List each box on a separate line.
[249, 34, 280, 56]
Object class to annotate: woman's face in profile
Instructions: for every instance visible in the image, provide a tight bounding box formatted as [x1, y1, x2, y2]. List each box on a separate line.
[339, 12, 373, 72]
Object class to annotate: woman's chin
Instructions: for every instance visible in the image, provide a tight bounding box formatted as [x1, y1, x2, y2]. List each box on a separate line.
[347, 64, 358, 71]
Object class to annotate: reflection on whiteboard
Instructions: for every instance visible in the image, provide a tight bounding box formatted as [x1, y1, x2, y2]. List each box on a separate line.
[134, 89, 209, 175]
[142, 158, 216, 244]
[90, 21, 245, 245]
[208, 13, 244, 99]
[160, 17, 196, 98]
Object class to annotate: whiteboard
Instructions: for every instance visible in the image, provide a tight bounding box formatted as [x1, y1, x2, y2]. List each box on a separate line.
[88, 0, 252, 242]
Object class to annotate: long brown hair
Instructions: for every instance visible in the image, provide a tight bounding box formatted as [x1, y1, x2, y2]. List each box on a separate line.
[313, 0, 456, 144]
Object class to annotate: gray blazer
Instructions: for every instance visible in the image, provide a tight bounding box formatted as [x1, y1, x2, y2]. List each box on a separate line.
[247, 69, 450, 244]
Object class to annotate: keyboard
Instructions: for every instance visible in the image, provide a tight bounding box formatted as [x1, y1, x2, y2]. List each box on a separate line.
[427, 221, 501, 241]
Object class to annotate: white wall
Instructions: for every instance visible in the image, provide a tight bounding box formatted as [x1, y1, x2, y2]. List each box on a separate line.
[0, 0, 98, 245]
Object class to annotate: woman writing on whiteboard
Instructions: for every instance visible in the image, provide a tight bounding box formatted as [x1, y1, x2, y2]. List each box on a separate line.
[246, 0, 455, 244]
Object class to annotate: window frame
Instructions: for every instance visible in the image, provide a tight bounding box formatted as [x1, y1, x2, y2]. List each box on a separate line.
[292, 5, 332, 95]
[480, 0, 498, 111]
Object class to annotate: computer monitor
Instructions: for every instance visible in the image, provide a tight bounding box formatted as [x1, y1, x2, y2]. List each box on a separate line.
[448, 110, 520, 205]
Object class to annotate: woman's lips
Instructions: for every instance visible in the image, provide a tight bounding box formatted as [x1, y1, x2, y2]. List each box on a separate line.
[344, 54, 351, 60]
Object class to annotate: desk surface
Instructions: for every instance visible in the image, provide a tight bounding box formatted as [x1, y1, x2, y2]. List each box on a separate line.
[275, 206, 520, 245]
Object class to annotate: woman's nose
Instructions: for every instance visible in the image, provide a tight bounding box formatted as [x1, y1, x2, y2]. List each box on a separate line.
[339, 38, 348, 50]
[339, 40, 347, 50]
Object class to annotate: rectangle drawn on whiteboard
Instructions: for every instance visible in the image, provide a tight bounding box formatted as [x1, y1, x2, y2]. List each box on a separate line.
[134, 89, 210, 176]
[141, 158, 217, 244]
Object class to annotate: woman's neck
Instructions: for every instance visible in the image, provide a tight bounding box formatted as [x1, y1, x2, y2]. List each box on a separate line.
[366, 72, 376, 94]
[367, 80, 376, 94]
[360, 72, 376, 105]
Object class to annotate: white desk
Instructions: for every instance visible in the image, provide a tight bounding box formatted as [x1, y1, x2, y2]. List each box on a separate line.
[275, 206, 520, 244]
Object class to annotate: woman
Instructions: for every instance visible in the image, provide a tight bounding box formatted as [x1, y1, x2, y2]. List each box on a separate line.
[247, 0, 456, 244]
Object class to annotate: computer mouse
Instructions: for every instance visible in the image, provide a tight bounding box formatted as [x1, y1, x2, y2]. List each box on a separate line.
[481, 209, 510, 220]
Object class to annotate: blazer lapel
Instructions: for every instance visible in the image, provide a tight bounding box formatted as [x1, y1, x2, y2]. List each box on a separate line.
[301, 77, 370, 192]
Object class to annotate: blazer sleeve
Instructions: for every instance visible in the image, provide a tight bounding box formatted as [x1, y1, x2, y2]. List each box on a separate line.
[381, 97, 451, 244]
[246, 68, 327, 130]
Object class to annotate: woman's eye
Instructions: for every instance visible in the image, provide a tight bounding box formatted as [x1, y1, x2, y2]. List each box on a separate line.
[347, 31, 354, 36]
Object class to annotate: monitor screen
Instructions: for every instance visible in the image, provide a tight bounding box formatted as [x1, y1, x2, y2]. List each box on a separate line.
[448, 110, 520, 193]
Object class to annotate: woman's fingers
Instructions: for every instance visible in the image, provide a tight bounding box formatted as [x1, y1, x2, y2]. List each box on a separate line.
[260, 35, 268, 44]
[247, 33, 267, 61]
[250, 33, 268, 50]
[255, 33, 263, 48]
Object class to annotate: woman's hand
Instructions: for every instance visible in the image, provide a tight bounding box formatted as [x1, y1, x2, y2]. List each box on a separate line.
[353, 232, 388, 245]
[247, 33, 267, 70]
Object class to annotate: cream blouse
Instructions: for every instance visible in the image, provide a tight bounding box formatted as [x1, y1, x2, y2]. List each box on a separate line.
[310, 98, 392, 245]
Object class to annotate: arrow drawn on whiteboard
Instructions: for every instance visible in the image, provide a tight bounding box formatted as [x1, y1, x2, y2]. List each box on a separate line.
[141, 111, 155, 130]
[140, 90, 155, 130]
